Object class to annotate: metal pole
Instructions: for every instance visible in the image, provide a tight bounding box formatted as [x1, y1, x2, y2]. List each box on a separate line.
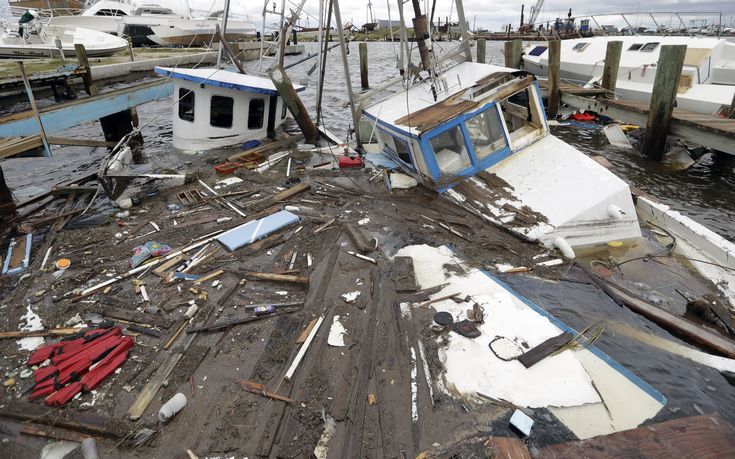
[332, 0, 362, 146]
[316, 0, 324, 118]
[316, 0, 333, 125]
[18, 62, 51, 157]
[396, 0, 410, 77]
[454, 0, 472, 60]
[217, 0, 232, 67]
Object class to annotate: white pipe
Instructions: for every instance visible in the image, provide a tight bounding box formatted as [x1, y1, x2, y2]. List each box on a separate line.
[284, 315, 324, 381]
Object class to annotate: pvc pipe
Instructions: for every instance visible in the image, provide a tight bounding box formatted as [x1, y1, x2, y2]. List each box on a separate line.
[554, 237, 576, 259]
[159, 392, 187, 422]
[284, 315, 324, 381]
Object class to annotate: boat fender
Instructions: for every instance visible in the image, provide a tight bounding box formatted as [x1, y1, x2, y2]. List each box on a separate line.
[554, 237, 575, 259]
[607, 204, 626, 220]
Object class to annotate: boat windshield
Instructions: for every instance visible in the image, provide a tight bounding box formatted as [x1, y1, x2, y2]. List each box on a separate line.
[465, 106, 507, 160]
[429, 125, 472, 176]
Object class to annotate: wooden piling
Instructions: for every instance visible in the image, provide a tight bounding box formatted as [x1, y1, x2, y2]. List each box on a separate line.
[503, 39, 522, 68]
[359, 42, 369, 90]
[269, 64, 320, 145]
[0, 166, 14, 218]
[74, 44, 98, 96]
[601, 40, 622, 98]
[18, 62, 51, 157]
[642, 45, 687, 160]
[547, 40, 561, 119]
[476, 38, 486, 64]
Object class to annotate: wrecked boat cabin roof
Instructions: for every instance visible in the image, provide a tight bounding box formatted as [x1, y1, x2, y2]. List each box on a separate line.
[154, 67, 306, 96]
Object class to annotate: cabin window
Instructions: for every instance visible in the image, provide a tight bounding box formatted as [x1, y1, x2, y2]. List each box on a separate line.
[465, 106, 507, 160]
[641, 42, 659, 52]
[210, 95, 234, 128]
[572, 42, 589, 52]
[499, 87, 544, 148]
[95, 9, 127, 16]
[429, 125, 471, 175]
[178, 89, 195, 122]
[394, 138, 413, 165]
[628, 43, 644, 51]
[248, 99, 265, 130]
[528, 46, 547, 56]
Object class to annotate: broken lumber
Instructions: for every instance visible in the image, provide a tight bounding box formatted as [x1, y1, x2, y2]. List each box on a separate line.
[418, 292, 462, 309]
[538, 414, 735, 458]
[271, 182, 310, 203]
[518, 332, 574, 368]
[242, 271, 309, 285]
[187, 304, 302, 333]
[97, 304, 173, 329]
[296, 318, 318, 344]
[241, 380, 295, 404]
[606, 284, 735, 358]
[227, 134, 304, 162]
[0, 401, 129, 438]
[193, 269, 224, 285]
[0, 328, 80, 339]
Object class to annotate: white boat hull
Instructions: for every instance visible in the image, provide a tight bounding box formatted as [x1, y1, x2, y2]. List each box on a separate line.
[0, 24, 129, 58]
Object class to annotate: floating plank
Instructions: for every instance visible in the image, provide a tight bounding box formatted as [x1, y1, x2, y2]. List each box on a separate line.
[227, 134, 304, 162]
[0, 328, 80, 339]
[0, 401, 129, 438]
[242, 271, 309, 285]
[0, 79, 172, 139]
[518, 332, 574, 368]
[271, 182, 311, 203]
[607, 284, 735, 359]
[96, 304, 173, 329]
[538, 414, 735, 458]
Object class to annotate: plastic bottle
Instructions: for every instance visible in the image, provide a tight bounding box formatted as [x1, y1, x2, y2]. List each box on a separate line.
[158, 392, 187, 422]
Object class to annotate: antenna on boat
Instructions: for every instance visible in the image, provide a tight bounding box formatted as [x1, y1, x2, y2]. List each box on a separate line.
[332, 0, 362, 147]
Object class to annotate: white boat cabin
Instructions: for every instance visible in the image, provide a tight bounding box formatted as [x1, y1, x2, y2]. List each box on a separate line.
[155, 67, 304, 151]
[363, 62, 642, 253]
[363, 62, 550, 190]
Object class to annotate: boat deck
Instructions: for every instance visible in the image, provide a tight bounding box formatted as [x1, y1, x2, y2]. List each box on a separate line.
[537, 80, 608, 97]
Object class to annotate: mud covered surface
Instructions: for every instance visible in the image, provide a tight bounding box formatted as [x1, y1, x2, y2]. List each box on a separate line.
[0, 146, 734, 458]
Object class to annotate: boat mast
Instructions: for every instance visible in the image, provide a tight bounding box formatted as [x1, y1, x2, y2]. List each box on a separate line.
[332, 0, 362, 146]
[217, 0, 232, 67]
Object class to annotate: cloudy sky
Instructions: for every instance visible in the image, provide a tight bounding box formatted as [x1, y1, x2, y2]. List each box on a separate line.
[2, 0, 734, 31]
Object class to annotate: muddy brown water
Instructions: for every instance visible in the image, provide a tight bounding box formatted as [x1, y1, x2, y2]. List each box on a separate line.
[1, 41, 734, 438]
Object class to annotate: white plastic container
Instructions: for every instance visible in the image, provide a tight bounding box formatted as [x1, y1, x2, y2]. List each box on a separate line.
[158, 392, 187, 422]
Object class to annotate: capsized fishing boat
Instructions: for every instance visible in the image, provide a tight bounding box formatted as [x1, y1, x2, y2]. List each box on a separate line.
[154, 66, 304, 152]
[0, 9, 129, 58]
[522, 35, 735, 115]
[47, 0, 257, 47]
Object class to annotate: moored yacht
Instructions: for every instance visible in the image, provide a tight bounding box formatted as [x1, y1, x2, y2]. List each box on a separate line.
[522, 35, 735, 115]
[48, 0, 257, 47]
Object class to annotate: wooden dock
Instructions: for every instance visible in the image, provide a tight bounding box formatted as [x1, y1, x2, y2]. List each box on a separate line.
[558, 91, 735, 155]
[537, 80, 608, 97]
[0, 79, 172, 159]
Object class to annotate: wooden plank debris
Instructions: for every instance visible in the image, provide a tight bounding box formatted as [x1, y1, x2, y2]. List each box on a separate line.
[0, 328, 81, 339]
[241, 380, 295, 404]
[538, 414, 735, 458]
[607, 284, 735, 358]
[393, 256, 417, 293]
[271, 182, 311, 203]
[518, 332, 574, 368]
[0, 401, 129, 438]
[242, 271, 309, 285]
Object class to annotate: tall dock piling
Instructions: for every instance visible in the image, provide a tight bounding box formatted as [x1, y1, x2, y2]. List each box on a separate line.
[359, 43, 369, 90]
[270, 64, 320, 145]
[547, 40, 561, 119]
[601, 41, 622, 98]
[75, 44, 98, 96]
[642, 45, 687, 160]
[504, 39, 522, 68]
[477, 38, 486, 64]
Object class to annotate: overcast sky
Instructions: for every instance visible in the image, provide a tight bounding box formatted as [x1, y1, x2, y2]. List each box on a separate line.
[2, 0, 734, 31]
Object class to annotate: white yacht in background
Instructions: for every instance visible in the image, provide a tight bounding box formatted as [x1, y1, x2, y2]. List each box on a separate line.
[522, 35, 735, 115]
[48, 1, 257, 47]
[0, 9, 129, 57]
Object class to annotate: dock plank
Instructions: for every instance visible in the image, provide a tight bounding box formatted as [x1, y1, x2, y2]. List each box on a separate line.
[0, 79, 172, 139]
[538, 414, 735, 459]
